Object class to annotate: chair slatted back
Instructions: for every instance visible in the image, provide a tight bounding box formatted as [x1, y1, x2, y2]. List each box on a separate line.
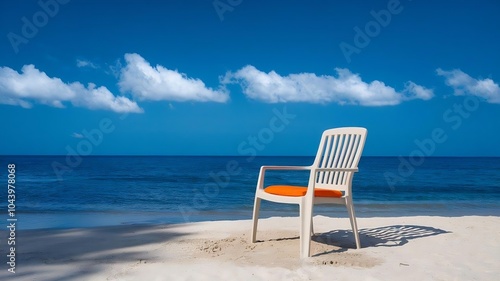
[313, 128, 367, 191]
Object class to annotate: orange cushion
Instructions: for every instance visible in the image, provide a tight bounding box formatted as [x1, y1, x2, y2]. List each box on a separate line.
[264, 185, 343, 198]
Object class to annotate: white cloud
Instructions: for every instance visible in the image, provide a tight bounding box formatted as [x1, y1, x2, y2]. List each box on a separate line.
[437, 68, 500, 103]
[223, 65, 433, 106]
[118, 53, 229, 103]
[0, 64, 143, 113]
[72, 132, 84, 139]
[76, 59, 99, 69]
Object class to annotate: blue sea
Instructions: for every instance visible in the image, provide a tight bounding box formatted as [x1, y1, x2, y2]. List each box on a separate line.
[1, 156, 499, 230]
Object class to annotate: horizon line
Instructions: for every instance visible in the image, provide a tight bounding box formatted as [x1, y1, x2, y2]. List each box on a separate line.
[1, 154, 499, 158]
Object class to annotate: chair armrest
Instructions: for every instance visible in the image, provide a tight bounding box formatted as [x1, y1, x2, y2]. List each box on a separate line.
[260, 165, 311, 171]
[255, 165, 311, 190]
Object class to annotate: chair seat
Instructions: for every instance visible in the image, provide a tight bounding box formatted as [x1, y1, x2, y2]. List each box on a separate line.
[264, 185, 343, 198]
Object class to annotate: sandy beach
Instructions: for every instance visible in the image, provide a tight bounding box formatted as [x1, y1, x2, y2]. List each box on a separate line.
[1, 215, 499, 281]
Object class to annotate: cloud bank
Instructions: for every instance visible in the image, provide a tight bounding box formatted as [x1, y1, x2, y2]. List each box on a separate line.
[118, 53, 229, 103]
[0, 65, 143, 113]
[223, 65, 433, 106]
[12, 55, 490, 114]
[437, 68, 500, 104]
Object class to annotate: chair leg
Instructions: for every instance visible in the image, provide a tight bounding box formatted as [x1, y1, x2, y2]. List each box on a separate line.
[251, 197, 261, 243]
[310, 216, 315, 236]
[299, 200, 313, 258]
[346, 201, 361, 249]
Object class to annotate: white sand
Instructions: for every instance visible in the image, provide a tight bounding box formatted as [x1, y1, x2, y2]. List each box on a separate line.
[1, 215, 499, 281]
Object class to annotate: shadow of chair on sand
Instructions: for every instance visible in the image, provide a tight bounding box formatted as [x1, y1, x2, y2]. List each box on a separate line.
[312, 224, 450, 254]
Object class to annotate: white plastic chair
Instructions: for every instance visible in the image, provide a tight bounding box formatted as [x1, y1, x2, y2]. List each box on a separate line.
[251, 127, 367, 258]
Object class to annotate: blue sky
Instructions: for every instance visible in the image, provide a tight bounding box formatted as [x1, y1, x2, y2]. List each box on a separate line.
[0, 0, 499, 156]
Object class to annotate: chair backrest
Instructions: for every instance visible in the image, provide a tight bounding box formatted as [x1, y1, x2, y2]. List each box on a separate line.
[311, 127, 367, 192]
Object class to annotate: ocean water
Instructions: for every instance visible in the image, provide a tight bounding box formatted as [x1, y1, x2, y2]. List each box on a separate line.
[0, 156, 499, 230]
